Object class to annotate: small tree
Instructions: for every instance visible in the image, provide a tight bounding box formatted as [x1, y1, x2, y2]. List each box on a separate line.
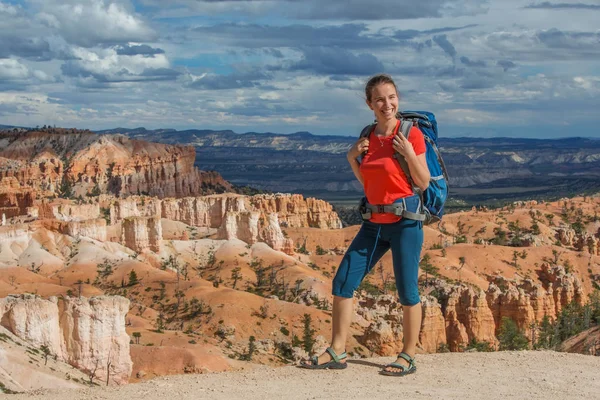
[552, 249, 562, 265]
[76, 279, 84, 297]
[535, 315, 558, 350]
[155, 313, 165, 333]
[89, 184, 101, 197]
[128, 270, 139, 286]
[240, 336, 257, 361]
[132, 332, 141, 345]
[315, 245, 327, 255]
[377, 261, 392, 294]
[40, 345, 51, 366]
[420, 254, 439, 286]
[231, 267, 242, 289]
[58, 175, 74, 199]
[302, 313, 316, 353]
[498, 317, 529, 351]
[512, 251, 519, 269]
[88, 359, 100, 385]
[457, 257, 466, 282]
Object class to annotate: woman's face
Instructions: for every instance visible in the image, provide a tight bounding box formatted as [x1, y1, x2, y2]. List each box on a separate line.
[367, 83, 398, 122]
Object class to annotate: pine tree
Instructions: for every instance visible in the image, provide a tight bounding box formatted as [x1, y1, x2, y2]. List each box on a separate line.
[498, 317, 529, 351]
[302, 313, 316, 353]
[535, 315, 557, 350]
[128, 270, 139, 286]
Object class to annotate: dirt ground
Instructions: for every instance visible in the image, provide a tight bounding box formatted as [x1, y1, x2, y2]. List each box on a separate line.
[11, 351, 600, 400]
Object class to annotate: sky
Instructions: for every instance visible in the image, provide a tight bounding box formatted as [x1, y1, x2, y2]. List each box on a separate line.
[0, 0, 599, 138]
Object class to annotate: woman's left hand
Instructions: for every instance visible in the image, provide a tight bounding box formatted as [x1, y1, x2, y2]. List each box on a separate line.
[393, 133, 416, 159]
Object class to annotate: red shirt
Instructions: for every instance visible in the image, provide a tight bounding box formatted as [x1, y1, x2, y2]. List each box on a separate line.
[359, 119, 426, 223]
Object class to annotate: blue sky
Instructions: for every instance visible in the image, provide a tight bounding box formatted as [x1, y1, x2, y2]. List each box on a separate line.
[0, 0, 599, 138]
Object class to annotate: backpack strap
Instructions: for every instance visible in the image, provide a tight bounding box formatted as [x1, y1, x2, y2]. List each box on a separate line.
[359, 124, 375, 139]
[393, 119, 419, 194]
[357, 124, 375, 161]
[394, 119, 427, 222]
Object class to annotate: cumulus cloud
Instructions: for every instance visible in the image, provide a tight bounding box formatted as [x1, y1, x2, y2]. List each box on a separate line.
[0, 58, 55, 90]
[33, 0, 156, 47]
[0, 59, 31, 81]
[187, 69, 271, 90]
[60, 47, 175, 84]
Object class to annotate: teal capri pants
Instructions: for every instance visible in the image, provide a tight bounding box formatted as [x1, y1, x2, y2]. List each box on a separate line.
[332, 206, 424, 305]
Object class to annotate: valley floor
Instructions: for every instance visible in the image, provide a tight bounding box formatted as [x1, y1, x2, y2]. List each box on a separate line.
[12, 351, 600, 400]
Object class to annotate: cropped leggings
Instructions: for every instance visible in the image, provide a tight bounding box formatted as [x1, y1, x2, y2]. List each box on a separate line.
[332, 217, 423, 306]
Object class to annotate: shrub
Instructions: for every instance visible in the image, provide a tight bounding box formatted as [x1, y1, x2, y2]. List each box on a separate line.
[498, 317, 529, 351]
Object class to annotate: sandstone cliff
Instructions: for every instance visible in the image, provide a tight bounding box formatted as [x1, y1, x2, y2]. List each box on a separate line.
[249, 194, 343, 229]
[0, 177, 36, 219]
[0, 130, 231, 199]
[108, 193, 339, 254]
[355, 264, 585, 354]
[0, 294, 132, 385]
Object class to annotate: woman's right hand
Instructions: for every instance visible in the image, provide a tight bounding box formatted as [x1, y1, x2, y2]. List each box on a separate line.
[347, 137, 369, 161]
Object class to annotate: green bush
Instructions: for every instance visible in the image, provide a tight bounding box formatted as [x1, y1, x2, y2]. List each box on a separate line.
[498, 317, 529, 351]
[465, 338, 494, 352]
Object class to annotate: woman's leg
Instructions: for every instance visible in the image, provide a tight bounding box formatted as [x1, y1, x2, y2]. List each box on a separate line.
[313, 221, 389, 364]
[385, 219, 423, 372]
[312, 295, 353, 364]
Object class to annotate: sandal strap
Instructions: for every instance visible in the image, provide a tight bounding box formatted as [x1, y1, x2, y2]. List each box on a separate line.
[398, 352, 415, 364]
[386, 362, 407, 371]
[325, 347, 347, 363]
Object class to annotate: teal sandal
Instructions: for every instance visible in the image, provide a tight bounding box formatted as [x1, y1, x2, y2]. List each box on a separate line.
[380, 352, 416, 376]
[299, 347, 348, 370]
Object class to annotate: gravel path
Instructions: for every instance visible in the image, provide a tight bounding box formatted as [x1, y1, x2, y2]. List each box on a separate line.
[11, 351, 600, 400]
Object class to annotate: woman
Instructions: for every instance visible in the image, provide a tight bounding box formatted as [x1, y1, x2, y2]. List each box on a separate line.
[300, 74, 430, 376]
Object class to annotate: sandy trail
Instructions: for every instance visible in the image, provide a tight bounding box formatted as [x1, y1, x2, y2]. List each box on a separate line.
[11, 351, 600, 400]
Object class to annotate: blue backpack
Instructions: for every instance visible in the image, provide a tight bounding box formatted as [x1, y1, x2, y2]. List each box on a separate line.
[359, 111, 449, 224]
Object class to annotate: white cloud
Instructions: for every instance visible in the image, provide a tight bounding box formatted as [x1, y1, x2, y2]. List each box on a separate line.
[0, 2, 20, 16]
[69, 47, 170, 76]
[0, 59, 31, 80]
[31, 0, 156, 47]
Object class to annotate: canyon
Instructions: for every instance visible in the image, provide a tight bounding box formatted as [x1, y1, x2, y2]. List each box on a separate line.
[101, 127, 600, 204]
[0, 128, 599, 393]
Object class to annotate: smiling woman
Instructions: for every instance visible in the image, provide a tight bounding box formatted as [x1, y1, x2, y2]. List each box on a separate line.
[300, 74, 430, 377]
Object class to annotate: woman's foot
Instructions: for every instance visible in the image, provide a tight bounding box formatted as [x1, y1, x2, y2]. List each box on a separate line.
[380, 352, 416, 376]
[299, 347, 348, 369]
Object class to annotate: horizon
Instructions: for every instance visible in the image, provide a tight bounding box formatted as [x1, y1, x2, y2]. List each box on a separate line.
[0, 1, 598, 138]
[3, 122, 600, 141]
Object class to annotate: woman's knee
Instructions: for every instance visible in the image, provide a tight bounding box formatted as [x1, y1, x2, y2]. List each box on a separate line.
[332, 262, 358, 298]
[396, 282, 421, 306]
[332, 275, 354, 298]
[399, 291, 421, 306]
